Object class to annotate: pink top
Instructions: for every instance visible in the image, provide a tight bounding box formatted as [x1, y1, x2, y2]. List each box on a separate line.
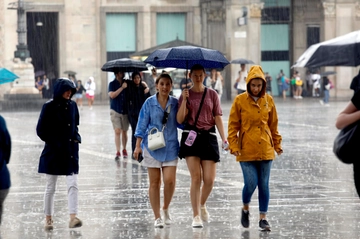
[178, 88, 222, 130]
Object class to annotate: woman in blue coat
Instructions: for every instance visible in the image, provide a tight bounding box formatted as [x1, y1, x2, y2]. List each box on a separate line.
[36, 78, 82, 230]
[0, 115, 11, 225]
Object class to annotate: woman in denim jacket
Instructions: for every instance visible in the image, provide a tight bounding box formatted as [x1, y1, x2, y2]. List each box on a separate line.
[134, 73, 179, 228]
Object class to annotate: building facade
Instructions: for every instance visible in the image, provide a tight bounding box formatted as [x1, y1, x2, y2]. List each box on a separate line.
[0, 0, 359, 101]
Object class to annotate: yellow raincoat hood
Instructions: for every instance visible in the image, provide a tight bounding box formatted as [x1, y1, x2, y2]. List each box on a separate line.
[246, 65, 266, 97]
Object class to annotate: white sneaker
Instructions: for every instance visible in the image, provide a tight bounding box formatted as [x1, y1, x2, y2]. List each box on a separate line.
[154, 218, 164, 228]
[298, 96, 303, 99]
[200, 205, 209, 222]
[192, 215, 203, 228]
[163, 209, 172, 225]
[319, 100, 324, 105]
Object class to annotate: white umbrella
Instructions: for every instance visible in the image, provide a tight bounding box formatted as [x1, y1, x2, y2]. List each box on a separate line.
[292, 30, 360, 68]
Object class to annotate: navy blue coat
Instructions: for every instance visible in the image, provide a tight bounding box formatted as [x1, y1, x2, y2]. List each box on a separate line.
[0, 116, 11, 190]
[37, 78, 81, 175]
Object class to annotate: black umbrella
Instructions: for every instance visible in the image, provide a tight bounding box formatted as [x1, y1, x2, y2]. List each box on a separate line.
[230, 58, 255, 64]
[292, 30, 360, 68]
[320, 71, 336, 77]
[101, 58, 148, 72]
[35, 70, 45, 77]
[64, 70, 76, 75]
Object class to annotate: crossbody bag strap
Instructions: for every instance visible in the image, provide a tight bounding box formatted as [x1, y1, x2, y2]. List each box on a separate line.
[194, 87, 207, 128]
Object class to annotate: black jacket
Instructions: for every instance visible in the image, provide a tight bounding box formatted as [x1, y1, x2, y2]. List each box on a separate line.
[0, 116, 11, 189]
[37, 78, 81, 175]
[127, 81, 150, 119]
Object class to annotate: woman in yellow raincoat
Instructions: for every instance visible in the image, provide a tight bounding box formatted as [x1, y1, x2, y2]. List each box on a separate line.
[227, 65, 283, 231]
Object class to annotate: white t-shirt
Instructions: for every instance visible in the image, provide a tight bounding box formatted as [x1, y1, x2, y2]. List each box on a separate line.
[237, 70, 248, 91]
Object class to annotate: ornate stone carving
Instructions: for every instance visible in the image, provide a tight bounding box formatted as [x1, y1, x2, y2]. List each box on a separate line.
[355, 2, 360, 19]
[249, 3, 264, 18]
[323, 2, 336, 18]
[294, 6, 305, 21]
[207, 8, 225, 22]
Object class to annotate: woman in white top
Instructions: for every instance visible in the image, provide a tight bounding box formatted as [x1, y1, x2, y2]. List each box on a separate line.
[85, 76, 96, 110]
[236, 64, 248, 94]
[210, 69, 223, 100]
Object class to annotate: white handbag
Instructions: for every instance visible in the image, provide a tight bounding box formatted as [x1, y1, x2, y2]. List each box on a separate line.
[148, 127, 166, 151]
[147, 105, 171, 151]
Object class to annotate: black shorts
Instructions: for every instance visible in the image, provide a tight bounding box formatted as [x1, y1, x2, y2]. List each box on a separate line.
[178, 126, 220, 162]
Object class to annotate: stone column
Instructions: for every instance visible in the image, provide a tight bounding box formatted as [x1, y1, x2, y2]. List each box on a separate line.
[225, 0, 263, 100]
[9, 58, 38, 94]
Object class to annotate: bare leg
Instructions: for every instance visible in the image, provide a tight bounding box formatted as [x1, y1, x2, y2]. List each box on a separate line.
[114, 128, 121, 152]
[200, 160, 216, 206]
[148, 168, 162, 219]
[186, 156, 202, 217]
[162, 166, 177, 210]
[121, 129, 128, 151]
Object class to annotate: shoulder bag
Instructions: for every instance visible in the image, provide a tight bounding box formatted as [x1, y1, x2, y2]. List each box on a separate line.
[333, 120, 360, 164]
[148, 105, 170, 151]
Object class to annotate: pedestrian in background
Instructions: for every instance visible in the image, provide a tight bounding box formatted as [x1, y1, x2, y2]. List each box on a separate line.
[210, 69, 223, 100]
[74, 80, 86, 109]
[85, 76, 96, 110]
[127, 72, 150, 159]
[108, 71, 129, 160]
[227, 65, 283, 231]
[320, 76, 331, 106]
[265, 72, 272, 95]
[0, 115, 11, 225]
[335, 90, 360, 197]
[280, 73, 289, 100]
[36, 78, 82, 231]
[42, 75, 50, 99]
[134, 73, 179, 228]
[177, 64, 227, 228]
[295, 71, 303, 99]
[236, 64, 248, 94]
[180, 70, 193, 90]
[144, 67, 157, 95]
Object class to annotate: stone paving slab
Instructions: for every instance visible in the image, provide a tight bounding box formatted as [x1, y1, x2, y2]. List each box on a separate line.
[1, 97, 359, 239]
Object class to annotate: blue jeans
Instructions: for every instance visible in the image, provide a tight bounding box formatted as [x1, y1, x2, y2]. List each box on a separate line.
[240, 160, 272, 214]
[323, 89, 329, 103]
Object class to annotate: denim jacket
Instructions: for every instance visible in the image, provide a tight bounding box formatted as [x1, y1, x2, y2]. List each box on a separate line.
[134, 94, 179, 162]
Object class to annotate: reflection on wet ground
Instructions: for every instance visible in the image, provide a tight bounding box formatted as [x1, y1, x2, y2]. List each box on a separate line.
[1, 98, 359, 239]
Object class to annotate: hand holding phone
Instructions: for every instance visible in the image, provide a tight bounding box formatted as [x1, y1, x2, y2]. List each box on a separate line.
[138, 153, 144, 163]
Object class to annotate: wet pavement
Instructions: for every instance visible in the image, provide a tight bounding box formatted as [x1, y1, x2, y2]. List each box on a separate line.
[1, 97, 359, 239]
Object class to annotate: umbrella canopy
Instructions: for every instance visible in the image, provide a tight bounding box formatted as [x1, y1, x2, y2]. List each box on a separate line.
[292, 30, 360, 68]
[144, 46, 230, 70]
[320, 71, 336, 77]
[101, 58, 148, 72]
[230, 58, 255, 64]
[64, 70, 76, 75]
[130, 37, 203, 59]
[0, 68, 19, 85]
[35, 70, 45, 78]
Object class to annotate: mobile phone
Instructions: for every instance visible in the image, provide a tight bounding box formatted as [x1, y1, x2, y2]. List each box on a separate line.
[138, 153, 144, 163]
[185, 130, 197, 146]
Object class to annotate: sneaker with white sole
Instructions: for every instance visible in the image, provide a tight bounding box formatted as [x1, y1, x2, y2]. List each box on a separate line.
[200, 205, 209, 222]
[154, 218, 164, 228]
[163, 209, 172, 225]
[44, 219, 53, 231]
[259, 218, 271, 231]
[192, 215, 203, 228]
